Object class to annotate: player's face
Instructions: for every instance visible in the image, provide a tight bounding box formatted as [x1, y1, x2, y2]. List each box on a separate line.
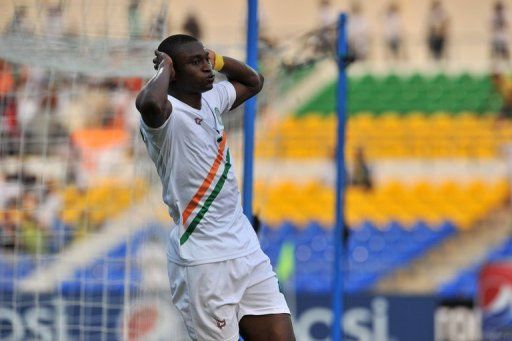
[173, 41, 214, 93]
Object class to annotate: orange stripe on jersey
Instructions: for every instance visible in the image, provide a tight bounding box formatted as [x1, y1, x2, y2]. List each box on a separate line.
[182, 132, 227, 225]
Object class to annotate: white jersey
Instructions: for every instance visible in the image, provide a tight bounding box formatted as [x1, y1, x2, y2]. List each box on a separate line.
[139, 81, 260, 266]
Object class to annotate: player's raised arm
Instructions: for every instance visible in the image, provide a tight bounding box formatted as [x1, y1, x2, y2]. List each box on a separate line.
[209, 50, 264, 109]
[135, 50, 174, 128]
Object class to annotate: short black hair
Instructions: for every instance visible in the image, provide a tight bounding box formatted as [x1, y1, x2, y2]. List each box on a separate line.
[157, 34, 199, 60]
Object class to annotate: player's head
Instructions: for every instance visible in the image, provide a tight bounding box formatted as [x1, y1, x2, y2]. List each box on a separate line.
[158, 34, 214, 93]
[495, 1, 505, 13]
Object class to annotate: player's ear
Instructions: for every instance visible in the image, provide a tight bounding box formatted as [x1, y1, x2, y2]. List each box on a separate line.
[170, 65, 178, 83]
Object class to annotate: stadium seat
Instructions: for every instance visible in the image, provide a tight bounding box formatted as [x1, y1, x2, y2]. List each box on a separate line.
[256, 111, 512, 160]
[58, 180, 147, 236]
[296, 73, 499, 116]
[255, 179, 509, 230]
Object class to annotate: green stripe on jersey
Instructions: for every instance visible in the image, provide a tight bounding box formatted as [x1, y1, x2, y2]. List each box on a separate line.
[180, 150, 231, 245]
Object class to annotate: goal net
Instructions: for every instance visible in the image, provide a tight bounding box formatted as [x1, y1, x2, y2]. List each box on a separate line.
[0, 1, 189, 339]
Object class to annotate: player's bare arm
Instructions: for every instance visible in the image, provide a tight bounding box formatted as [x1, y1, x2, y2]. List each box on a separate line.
[208, 50, 264, 109]
[135, 50, 174, 128]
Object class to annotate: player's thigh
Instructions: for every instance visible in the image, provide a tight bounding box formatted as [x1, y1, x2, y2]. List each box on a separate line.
[239, 313, 295, 341]
[237, 250, 294, 340]
[168, 261, 242, 341]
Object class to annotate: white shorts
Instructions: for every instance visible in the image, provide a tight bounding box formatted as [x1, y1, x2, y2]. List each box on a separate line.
[167, 248, 290, 341]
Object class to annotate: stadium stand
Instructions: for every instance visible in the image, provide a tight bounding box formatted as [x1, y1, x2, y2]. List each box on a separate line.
[59, 229, 148, 295]
[60, 180, 147, 235]
[259, 220, 456, 293]
[255, 180, 509, 229]
[256, 113, 512, 159]
[252, 70, 512, 295]
[254, 177, 510, 293]
[296, 74, 501, 116]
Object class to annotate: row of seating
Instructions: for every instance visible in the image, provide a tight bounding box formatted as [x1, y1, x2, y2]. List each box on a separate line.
[59, 229, 149, 295]
[259, 221, 456, 293]
[60, 179, 146, 228]
[0, 220, 457, 295]
[254, 180, 509, 229]
[296, 74, 499, 116]
[0, 255, 37, 291]
[255, 113, 512, 159]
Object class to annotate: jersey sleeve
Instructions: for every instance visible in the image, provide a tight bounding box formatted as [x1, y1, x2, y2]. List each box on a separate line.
[139, 113, 172, 151]
[214, 81, 237, 114]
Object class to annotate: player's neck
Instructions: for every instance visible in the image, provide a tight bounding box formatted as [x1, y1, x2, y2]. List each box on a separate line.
[168, 89, 202, 109]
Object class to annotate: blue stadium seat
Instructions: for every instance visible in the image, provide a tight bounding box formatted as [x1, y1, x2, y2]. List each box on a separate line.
[353, 221, 377, 243]
[0, 255, 35, 291]
[259, 222, 295, 265]
[343, 220, 455, 293]
[59, 230, 149, 295]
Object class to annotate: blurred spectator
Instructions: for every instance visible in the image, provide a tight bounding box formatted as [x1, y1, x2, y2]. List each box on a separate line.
[0, 60, 19, 156]
[0, 173, 22, 209]
[38, 182, 68, 253]
[491, 1, 509, 62]
[21, 193, 47, 254]
[148, 3, 169, 40]
[112, 79, 140, 134]
[4, 5, 30, 35]
[348, 2, 370, 61]
[36, 181, 62, 230]
[16, 170, 37, 188]
[3, 170, 37, 202]
[383, 2, 405, 61]
[182, 12, 202, 39]
[0, 49, 154, 254]
[21, 214, 46, 254]
[0, 60, 14, 96]
[44, 3, 64, 39]
[75, 211, 92, 240]
[350, 147, 373, 190]
[315, 0, 337, 54]
[64, 140, 83, 186]
[491, 72, 512, 119]
[258, 7, 276, 59]
[0, 208, 17, 251]
[128, 0, 142, 39]
[15, 67, 37, 129]
[427, 1, 449, 61]
[318, 0, 337, 28]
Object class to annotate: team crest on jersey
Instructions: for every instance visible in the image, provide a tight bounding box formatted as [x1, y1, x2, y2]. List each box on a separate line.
[195, 117, 203, 125]
[214, 318, 226, 329]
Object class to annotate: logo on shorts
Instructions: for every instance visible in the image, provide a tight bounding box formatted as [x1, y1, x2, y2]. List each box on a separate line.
[195, 117, 203, 125]
[214, 318, 226, 329]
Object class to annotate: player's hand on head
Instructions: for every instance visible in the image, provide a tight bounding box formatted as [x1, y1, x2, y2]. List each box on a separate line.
[206, 49, 216, 69]
[153, 50, 174, 72]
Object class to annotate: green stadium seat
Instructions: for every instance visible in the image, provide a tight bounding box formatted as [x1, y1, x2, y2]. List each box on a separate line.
[295, 73, 502, 117]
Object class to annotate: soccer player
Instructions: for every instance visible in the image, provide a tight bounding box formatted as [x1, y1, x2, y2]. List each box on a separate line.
[135, 34, 295, 341]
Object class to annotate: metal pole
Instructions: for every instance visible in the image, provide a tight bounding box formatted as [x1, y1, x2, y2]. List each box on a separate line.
[332, 12, 348, 341]
[243, 0, 258, 224]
